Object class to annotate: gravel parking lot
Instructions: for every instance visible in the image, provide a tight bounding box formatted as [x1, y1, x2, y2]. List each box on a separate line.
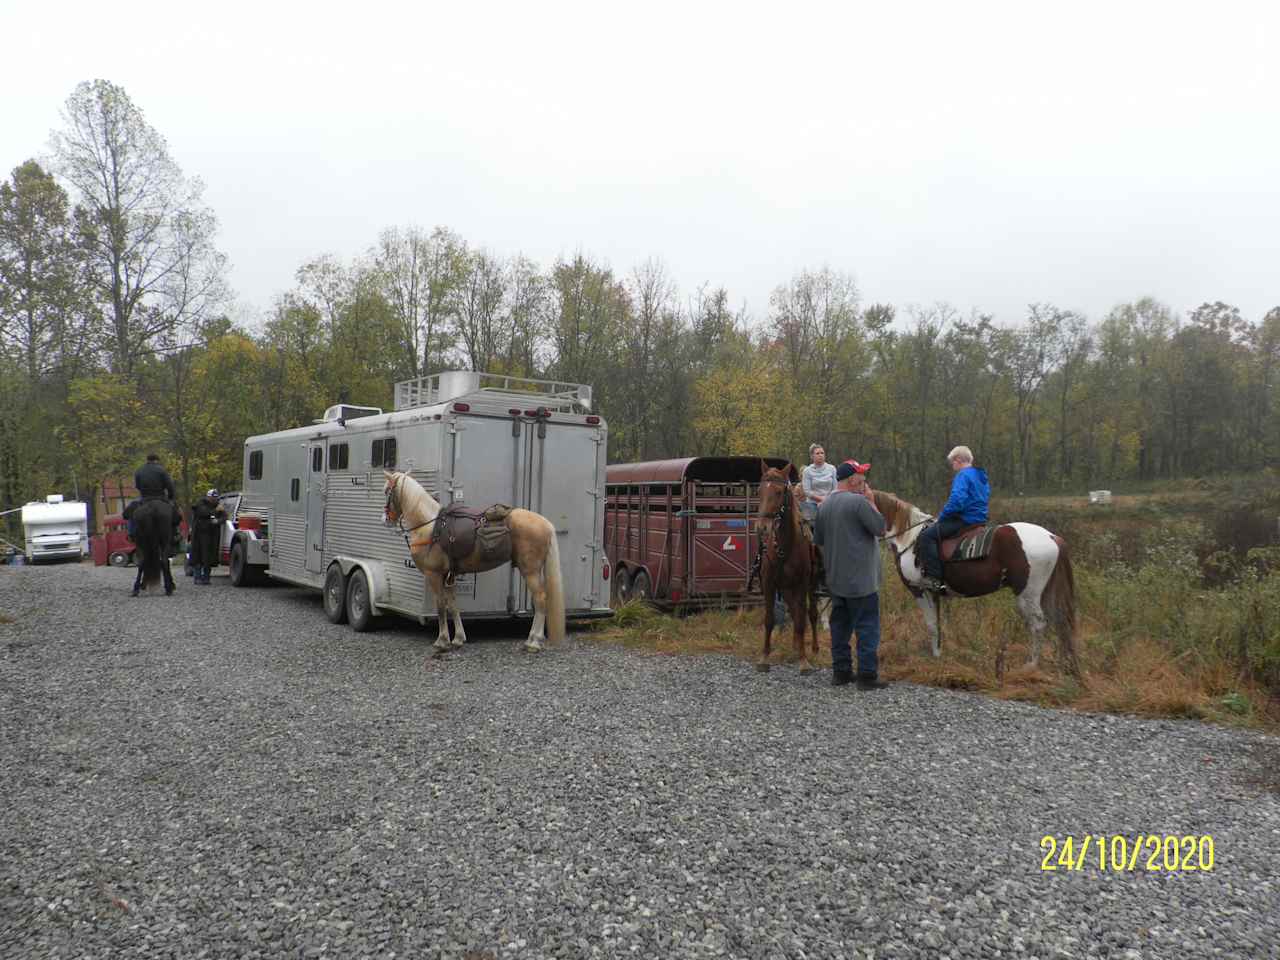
[2, 561, 1278, 959]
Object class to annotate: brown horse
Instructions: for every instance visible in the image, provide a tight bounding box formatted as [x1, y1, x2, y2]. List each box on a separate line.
[755, 463, 821, 673]
[872, 489, 1081, 678]
[383, 470, 565, 653]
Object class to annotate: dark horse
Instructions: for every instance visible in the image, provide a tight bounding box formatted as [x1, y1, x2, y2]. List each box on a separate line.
[130, 498, 177, 597]
[754, 463, 821, 673]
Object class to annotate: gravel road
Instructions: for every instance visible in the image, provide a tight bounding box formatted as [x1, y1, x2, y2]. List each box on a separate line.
[2, 562, 1278, 959]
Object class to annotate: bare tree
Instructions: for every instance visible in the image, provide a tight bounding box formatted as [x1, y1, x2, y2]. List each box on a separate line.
[452, 248, 507, 372]
[51, 80, 227, 376]
[372, 225, 462, 377]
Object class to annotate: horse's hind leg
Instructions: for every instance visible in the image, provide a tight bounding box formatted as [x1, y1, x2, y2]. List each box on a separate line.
[916, 594, 942, 657]
[163, 557, 175, 595]
[516, 558, 547, 652]
[1016, 592, 1048, 669]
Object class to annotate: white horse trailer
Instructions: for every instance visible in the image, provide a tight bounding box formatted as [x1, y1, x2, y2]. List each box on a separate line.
[228, 372, 612, 629]
[21, 495, 89, 562]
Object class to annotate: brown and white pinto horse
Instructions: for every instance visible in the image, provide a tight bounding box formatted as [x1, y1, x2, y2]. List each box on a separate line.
[383, 471, 565, 653]
[872, 490, 1082, 678]
[755, 464, 821, 673]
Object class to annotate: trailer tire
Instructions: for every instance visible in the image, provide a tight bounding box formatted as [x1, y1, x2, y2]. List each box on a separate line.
[323, 564, 348, 624]
[229, 540, 261, 587]
[346, 569, 376, 632]
[108, 550, 132, 567]
[631, 569, 652, 603]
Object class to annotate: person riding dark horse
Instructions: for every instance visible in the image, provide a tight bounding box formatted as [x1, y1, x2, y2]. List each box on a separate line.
[918, 445, 990, 593]
[125, 453, 182, 550]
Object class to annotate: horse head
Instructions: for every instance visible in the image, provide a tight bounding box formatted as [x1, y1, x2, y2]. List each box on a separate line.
[872, 490, 929, 544]
[757, 463, 794, 527]
[383, 470, 404, 526]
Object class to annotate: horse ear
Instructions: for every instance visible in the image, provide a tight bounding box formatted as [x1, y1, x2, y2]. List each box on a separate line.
[759, 459, 770, 478]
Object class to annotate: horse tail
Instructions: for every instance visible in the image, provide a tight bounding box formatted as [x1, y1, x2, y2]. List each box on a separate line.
[1043, 536, 1082, 681]
[543, 522, 566, 644]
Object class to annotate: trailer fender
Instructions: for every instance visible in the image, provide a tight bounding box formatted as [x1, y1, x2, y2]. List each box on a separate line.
[331, 556, 393, 614]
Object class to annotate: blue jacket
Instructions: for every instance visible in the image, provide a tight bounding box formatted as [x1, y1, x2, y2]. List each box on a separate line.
[939, 465, 989, 524]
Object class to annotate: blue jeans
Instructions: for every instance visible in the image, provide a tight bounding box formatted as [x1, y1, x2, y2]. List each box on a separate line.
[829, 593, 881, 677]
[918, 515, 969, 580]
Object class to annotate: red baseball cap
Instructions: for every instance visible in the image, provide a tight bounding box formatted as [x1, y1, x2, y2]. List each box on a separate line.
[835, 459, 871, 480]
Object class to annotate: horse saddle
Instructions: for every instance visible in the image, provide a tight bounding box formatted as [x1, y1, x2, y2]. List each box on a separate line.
[941, 524, 999, 563]
[431, 503, 514, 567]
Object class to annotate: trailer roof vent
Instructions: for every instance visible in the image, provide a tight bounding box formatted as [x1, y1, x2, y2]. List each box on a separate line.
[319, 404, 382, 423]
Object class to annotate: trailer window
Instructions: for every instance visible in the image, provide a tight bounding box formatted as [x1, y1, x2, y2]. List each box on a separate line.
[311, 448, 323, 472]
[249, 450, 263, 480]
[290, 478, 300, 501]
[372, 437, 397, 468]
[328, 443, 349, 471]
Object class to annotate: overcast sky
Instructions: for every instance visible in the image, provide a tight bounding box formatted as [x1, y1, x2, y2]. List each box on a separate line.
[3, 1, 1277, 329]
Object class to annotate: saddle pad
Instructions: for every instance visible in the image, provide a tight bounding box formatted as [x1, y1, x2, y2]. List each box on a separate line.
[944, 524, 999, 562]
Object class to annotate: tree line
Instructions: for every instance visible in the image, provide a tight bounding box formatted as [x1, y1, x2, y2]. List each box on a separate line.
[2, 80, 1279, 527]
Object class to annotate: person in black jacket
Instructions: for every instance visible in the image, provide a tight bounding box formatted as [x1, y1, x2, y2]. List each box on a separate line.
[125, 453, 182, 549]
[189, 489, 226, 584]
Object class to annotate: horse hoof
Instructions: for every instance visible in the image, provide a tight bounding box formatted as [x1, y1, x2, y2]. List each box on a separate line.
[432, 641, 451, 654]
[755, 662, 771, 673]
[130, 590, 140, 598]
[799, 664, 814, 676]
[450, 638, 465, 649]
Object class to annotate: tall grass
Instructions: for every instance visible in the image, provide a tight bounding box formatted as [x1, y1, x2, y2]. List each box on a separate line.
[590, 481, 1280, 729]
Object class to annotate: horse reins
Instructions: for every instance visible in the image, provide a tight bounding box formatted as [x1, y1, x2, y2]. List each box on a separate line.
[749, 475, 793, 590]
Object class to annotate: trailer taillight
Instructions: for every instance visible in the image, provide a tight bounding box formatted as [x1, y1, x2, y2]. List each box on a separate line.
[586, 415, 600, 424]
[602, 559, 610, 581]
[453, 402, 471, 412]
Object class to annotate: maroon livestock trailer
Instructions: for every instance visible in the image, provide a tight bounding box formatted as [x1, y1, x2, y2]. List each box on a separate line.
[604, 457, 798, 609]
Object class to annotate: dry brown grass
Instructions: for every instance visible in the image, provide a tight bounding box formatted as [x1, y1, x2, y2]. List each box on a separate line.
[591, 589, 1280, 731]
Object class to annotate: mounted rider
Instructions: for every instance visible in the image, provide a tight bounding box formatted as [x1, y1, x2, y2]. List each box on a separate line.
[125, 453, 183, 551]
[918, 445, 989, 593]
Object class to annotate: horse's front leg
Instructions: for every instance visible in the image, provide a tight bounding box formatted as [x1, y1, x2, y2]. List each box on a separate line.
[790, 591, 813, 675]
[427, 571, 451, 652]
[757, 578, 774, 672]
[915, 593, 942, 658]
[449, 589, 468, 648]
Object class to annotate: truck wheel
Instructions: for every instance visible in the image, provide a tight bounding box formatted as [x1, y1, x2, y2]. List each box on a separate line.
[108, 550, 131, 567]
[323, 564, 348, 624]
[346, 569, 376, 632]
[229, 540, 260, 587]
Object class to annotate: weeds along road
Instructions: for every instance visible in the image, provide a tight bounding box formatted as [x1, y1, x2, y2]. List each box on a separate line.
[2, 562, 1278, 959]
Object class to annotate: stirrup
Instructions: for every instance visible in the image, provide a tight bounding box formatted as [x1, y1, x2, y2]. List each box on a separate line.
[922, 576, 948, 594]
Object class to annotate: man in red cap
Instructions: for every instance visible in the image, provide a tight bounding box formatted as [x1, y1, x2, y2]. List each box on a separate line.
[814, 458, 888, 690]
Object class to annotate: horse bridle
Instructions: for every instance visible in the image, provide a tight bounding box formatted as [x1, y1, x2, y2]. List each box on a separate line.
[384, 473, 434, 548]
[750, 473, 794, 587]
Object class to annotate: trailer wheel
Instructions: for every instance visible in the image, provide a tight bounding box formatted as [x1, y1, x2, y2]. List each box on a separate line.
[229, 540, 261, 587]
[631, 569, 652, 603]
[323, 564, 348, 624]
[346, 569, 376, 632]
[610, 567, 625, 607]
[108, 550, 132, 567]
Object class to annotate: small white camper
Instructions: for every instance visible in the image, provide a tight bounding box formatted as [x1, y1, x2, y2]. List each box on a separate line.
[21, 495, 89, 562]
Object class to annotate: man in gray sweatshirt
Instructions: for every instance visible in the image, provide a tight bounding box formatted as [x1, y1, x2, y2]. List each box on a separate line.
[813, 460, 889, 689]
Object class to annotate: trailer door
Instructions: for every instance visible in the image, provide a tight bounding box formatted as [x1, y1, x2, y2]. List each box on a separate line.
[534, 421, 605, 612]
[305, 441, 325, 574]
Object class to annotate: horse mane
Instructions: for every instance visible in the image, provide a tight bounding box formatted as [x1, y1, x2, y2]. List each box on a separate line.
[871, 490, 928, 537]
[388, 470, 440, 520]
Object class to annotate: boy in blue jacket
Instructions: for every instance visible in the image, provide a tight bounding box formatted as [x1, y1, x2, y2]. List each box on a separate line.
[918, 445, 990, 593]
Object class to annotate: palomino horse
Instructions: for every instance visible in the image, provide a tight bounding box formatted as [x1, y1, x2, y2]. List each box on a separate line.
[754, 464, 820, 673]
[383, 471, 565, 653]
[872, 490, 1081, 678]
[129, 498, 177, 597]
